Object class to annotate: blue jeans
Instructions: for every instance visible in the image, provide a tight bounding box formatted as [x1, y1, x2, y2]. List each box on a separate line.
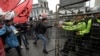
[21, 33, 29, 47]
[35, 34, 47, 50]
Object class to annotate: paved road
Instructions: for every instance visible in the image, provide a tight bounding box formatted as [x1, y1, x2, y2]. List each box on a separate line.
[6, 28, 66, 56]
[6, 39, 56, 56]
[6, 27, 68, 56]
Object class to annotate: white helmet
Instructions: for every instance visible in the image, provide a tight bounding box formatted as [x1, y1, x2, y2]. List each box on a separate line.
[4, 11, 15, 20]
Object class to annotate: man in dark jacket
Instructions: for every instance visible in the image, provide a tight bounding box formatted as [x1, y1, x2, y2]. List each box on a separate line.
[34, 18, 53, 54]
[15, 23, 30, 50]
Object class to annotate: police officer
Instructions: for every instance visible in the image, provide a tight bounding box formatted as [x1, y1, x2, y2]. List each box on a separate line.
[80, 6, 100, 56]
[58, 12, 87, 56]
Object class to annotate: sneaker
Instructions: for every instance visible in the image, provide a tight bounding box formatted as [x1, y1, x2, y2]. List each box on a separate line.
[26, 47, 29, 50]
[20, 46, 24, 49]
[5, 49, 10, 53]
[43, 50, 48, 54]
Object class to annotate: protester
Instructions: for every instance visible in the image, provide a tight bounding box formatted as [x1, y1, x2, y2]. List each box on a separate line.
[57, 12, 87, 56]
[2, 12, 22, 56]
[34, 18, 53, 54]
[15, 23, 29, 50]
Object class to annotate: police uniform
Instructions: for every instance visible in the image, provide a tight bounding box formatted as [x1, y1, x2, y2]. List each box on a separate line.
[61, 18, 87, 56]
[81, 18, 100, 55]
[90, 18, 100, 54]
[79, 6, 100, 55]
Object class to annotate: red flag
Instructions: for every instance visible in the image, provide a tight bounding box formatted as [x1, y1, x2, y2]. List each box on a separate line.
[14, 0, 29, 16]
[0, 0, 20, 12]
[13, 0, 33, 23]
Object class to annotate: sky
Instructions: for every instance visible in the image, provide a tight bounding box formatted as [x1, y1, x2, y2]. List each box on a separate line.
[86, 0, 95, 7]
[33, 0, 95, 12]
[33, 0, 59, 12]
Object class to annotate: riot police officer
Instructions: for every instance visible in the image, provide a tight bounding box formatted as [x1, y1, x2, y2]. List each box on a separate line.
[80, 6, 100, 56]
[58, 12, 87, 56]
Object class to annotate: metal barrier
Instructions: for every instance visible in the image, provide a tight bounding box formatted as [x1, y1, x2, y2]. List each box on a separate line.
[55, 0, 100, 56]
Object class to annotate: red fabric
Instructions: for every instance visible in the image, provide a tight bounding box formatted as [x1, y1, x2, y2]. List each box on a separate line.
[13, 0, 32, 23]
[0, 38, 3, 49]
[0, 38, 5, 56]
[0, 0, 20, 12]
[0, 24, 3, 29]
[14, 0, 29, 16]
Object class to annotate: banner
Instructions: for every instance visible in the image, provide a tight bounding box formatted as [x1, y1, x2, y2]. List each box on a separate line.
[0, 0, 20, 12]
[13, 0, 33, 23]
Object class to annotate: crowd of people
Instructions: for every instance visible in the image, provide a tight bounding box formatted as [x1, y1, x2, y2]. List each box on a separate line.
[0, 8, 54, 56]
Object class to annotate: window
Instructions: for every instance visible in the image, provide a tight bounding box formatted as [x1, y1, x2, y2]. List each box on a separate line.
[41, 5, 43, 7]
[46, 3, 48, 8]
[42, 10, 43, 13]
[34, 11, 36, 15]
[37, 10, 39, 15]
[44, 2, 46, 8]
[45, 10, 46, 13]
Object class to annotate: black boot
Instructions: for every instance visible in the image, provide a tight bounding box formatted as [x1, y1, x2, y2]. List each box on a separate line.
[5, 49, 10, 53]
[33, 42, 37, 45]
[16, 46, 22, 56]
[5, 47, 12, 53]
[25, 46, 29, 50]
[43, 49, 48, 54]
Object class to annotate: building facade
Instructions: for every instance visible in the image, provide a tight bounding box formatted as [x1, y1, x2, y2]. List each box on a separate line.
[59, 0, 88, 15]
[60, 0, 85, 8]
[31, 0, 49, 20]
[95, 0, 100, 6]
